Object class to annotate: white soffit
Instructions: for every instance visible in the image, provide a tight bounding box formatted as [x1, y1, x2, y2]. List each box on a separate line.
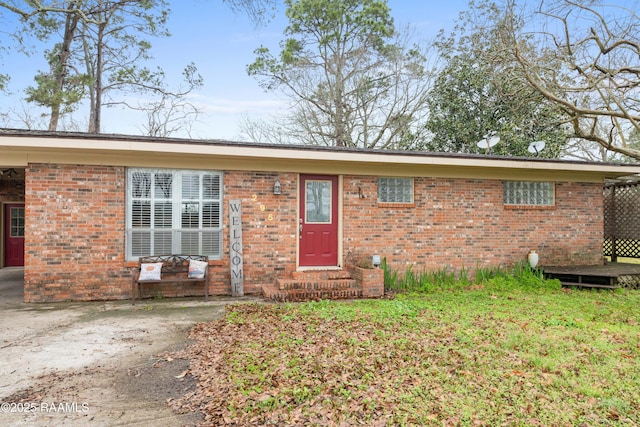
[1, 133, 640, 181]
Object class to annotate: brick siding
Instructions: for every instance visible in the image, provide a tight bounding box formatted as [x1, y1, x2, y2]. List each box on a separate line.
[220, 171, 299, 295]
[23, 166, 301, 301]
[22, 165, 604, 302]
[343, 176, 603, 273]
[24, 164, 128, 302]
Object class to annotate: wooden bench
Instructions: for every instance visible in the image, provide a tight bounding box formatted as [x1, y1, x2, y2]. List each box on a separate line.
[132, 255, 209, 304]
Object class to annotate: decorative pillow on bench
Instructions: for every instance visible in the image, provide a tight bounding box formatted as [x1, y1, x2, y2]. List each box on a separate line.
[188, 259, 208, 279]
[139, 262, 163, 281]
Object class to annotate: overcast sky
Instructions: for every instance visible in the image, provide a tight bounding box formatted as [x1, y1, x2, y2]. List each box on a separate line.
[0, 1, 469, 140]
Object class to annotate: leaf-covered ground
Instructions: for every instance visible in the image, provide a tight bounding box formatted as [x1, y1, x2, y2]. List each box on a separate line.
[169, 288, 640, 426]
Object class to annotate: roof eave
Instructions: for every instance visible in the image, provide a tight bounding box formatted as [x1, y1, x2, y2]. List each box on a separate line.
[1, 130, 639, 182]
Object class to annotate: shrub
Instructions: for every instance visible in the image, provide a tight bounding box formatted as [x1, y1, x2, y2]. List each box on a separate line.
[383, 259, 560, 293]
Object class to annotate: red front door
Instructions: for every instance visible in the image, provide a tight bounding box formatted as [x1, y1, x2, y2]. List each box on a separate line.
[299, 175, 339, 267]
[4, 204, 25, 267]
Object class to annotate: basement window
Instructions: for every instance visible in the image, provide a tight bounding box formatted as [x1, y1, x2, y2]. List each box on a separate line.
[378, 177, 414, 204]
[126, 169, 223, 260]
[503, 181, 555, 206]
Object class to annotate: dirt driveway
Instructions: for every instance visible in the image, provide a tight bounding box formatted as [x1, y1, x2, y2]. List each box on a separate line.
[0, 268, 263, 426]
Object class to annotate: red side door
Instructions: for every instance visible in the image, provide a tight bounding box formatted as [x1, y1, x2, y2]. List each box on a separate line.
[4, 204, 25, 267]
[299, 175, 339, 267]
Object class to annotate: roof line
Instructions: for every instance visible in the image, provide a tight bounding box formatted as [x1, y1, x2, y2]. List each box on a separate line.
[0, 127, 633, 169]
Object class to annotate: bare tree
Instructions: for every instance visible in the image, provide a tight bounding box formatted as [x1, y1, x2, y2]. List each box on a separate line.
[0, 101, 83, 130]
[1, 0, 275, 134]
[222, 0, 278, 25]
[238, 114, 292, 144]
[1, 0, 176, 133]
[135, 63, 204, 137]
[246, 0, 436, 149]
[501, 0, 640, 161]
[73, 0, 175, 133]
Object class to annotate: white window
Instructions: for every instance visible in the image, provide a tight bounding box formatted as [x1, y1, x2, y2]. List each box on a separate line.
[378, 177, 414, 203]
[503, 181, 554, 206]
[126, 169, 222, 260]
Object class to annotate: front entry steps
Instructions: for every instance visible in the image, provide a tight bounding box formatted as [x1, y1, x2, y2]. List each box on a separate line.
[262, 267, 384, 302]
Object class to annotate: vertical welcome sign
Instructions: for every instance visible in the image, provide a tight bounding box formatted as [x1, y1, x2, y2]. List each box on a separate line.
[229, 199, 244, 297]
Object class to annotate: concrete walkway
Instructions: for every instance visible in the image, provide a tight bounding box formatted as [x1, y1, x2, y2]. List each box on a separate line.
[0, 267, 263, 426]
[0, 267, 24, 306]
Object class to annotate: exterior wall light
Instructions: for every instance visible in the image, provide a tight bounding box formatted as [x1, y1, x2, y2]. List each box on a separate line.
[273, 178, 282, 195]
[372, 255, 381, 268]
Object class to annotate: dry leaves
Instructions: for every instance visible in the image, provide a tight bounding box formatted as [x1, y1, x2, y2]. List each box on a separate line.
[166, 299, 640, 426]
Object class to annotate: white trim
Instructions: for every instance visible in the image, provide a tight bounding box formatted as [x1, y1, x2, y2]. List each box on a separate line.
[1, 133, 639, 182]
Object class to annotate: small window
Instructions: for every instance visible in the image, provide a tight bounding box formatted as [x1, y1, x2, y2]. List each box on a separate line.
[378, 177, 414, 203]
[305, 180, 332, 223]
[10, 207, 25, 237]
[503, 181, 554, 206]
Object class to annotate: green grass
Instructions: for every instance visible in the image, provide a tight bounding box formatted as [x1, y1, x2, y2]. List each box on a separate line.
[383, 258, 557, 294]
[176, 281, 640, 426]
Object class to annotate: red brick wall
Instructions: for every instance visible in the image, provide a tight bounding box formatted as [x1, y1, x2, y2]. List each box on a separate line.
[140, 171, 299, 298]
[223, 172, 298, 294]
[24, 164, 129, 302]
[343, 176, 604, 274]
[23, 166, 299, 302]
[23, 165, 604, 302]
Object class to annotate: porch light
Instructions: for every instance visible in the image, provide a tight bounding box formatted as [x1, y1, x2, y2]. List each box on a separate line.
[372, 255, 381, 268]
[273, 178, 282, 195]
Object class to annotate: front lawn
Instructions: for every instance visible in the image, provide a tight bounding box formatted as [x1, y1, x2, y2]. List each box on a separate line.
[171, 283, 640, 426]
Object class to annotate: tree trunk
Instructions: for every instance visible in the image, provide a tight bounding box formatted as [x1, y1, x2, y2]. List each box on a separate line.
[48, 1, 80, 131]
[88, 22, 105, 133]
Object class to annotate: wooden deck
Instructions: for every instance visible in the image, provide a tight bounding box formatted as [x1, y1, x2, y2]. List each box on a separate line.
[543, 263, 640, 289]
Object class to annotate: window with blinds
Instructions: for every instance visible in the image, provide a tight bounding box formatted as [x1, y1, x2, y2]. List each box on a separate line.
[378, 177, 414, 203]
[503, 181, 554, 206]
[126, 169, 222, 260]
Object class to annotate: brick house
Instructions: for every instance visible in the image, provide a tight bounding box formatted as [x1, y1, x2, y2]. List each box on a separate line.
[1, 129, 639, 302]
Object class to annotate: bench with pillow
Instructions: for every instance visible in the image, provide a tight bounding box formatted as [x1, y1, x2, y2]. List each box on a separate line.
[132, 254, 209, 304]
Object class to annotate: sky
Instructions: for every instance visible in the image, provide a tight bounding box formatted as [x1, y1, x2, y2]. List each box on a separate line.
[0, 1, 469, 140]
